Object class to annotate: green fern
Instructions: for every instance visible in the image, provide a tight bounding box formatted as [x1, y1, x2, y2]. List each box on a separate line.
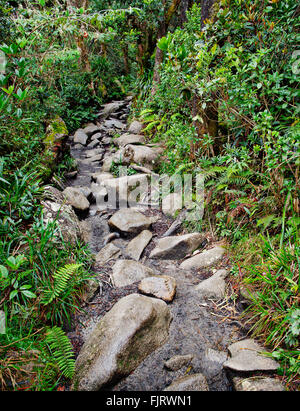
[45, 326, 75, 379]
[41, 263, 82, 305]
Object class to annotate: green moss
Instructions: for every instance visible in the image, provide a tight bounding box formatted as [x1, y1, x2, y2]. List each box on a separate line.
[43, 116, 68, 148]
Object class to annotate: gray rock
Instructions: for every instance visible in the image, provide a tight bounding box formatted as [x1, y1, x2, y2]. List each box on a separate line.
[164, 373, 209, 391]
[108, 208, 158, 234]
[101, 148, 133, 172]
[83, 124, 100, 137]
[91, 132, 102, 141]
[149, 233, 204, 260]
[201, 348, 228, 380]
[195, 269, 228, 299]
[111, 260, 154, 287]
[74, 129, 88, 145]
[76, 186, 92, 200]
[87, 139, 99, 149]
[74, 143, 84, 149]
[79, 220, 92, 243]
[98, 102, 124, 119]
[42, 201, 82, 244]
[125, 230, 152, 261]
[85, 148, 104, 158]
[138, 275, 176, 302]
[125, 144, 162, 169]
[233, 377, 285, 391]
[223, 339, 279, 372]
[104, 119, 126, 130]
[83, 153, 103, 164]
[103, 174, 149, 205]
[102, 136, 112, 145]
[95, 243, 121, 265]
[62, 187, 90, 211]
[72, 293, 171, 391]
[164, 354, 193, 371]
[115, 133, 145, 148]
[91, 172, 114, 185]
[180, 246, 225, 270]
[128, 120, 144, 134]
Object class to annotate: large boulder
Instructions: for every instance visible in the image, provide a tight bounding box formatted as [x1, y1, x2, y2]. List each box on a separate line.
[108, 209, 158, 234]
[149, 233, 204, 260]
[115, 133, 145, 148]
[111, 260, 154, 287]
[180, 246, 225, 270]
[72, 293, 171, 391]
[124, 145, 162, 170]
[42, 200, 83, 244]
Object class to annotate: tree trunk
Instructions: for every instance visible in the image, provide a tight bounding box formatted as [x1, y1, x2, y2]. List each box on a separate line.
[190, 0, 218, 158]
[151, 0, 182, 95]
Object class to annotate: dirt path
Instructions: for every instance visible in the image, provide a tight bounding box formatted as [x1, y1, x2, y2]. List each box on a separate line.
[63, 99, 277, 391]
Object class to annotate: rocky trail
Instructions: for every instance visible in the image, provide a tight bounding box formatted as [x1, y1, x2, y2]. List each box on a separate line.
[45, 97, 283, 391]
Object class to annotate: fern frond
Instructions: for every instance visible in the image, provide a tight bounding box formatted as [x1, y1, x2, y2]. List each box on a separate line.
[45, 326, 75, 379]
[41, 263, 82, 305]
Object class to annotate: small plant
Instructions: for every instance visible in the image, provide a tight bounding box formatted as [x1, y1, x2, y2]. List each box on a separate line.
[45, 326, 75, 380]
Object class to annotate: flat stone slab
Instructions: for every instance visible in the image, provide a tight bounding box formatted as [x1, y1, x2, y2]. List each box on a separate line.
[85, 148, 104, 158]
[63, 187, 90, 211]
[125, 144, 162, 169]
[87, 139, 99, 149]
[150, 233, 204, 260]
[108, 208, 158, 234]
[125, 230, 152, 261]
[72, 293, 171, 391]
[74, 129, 88, 145]
[195, 269, 228, 299]
[223, 339, 279, 372]
[111, 260, 155, 287]
[164, 354, 193, 371]
[164, 374, 209, 391]
[115, 133, 145, 148]
[98, 101, 125, 119]
[104, 119, 126, 130]
[180, 246, 225, 270]
[95, 243, 121, 265]
[138, 275, 176, 302]
[83, 124, 100, 136]
[233, 377, 285, 391]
